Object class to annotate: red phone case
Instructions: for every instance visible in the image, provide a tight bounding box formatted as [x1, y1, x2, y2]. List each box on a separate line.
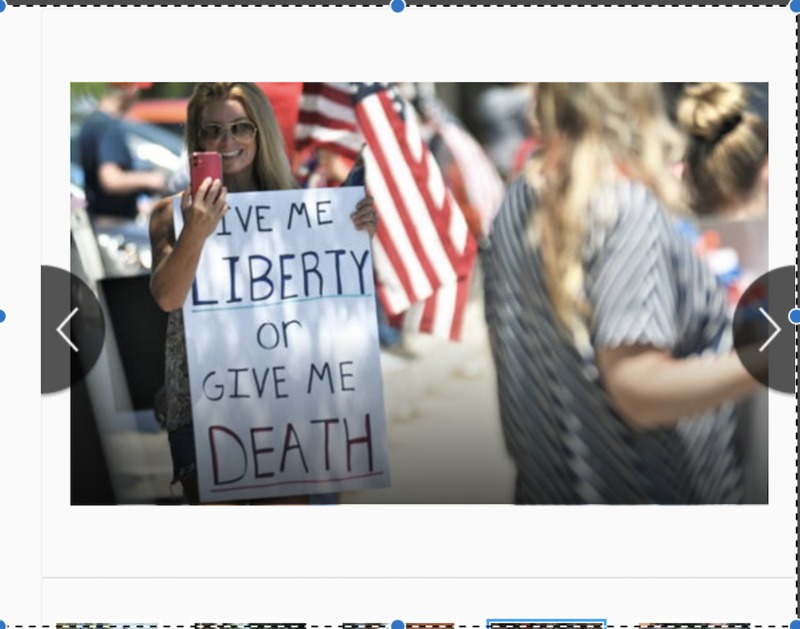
[190, 151, 222, 199]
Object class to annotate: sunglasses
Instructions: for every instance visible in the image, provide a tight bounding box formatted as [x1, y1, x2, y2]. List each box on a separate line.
[198, 120, 257, 143]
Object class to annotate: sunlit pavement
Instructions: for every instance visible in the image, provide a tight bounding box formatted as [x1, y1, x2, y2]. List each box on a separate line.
[341, 296, 516, 505]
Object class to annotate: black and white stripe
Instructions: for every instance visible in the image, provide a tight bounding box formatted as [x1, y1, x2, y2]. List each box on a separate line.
[481, 177, 742, 504]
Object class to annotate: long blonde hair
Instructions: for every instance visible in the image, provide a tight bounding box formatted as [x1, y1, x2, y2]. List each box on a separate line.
[186, 82, 297, 191]
[677, 82, 768, 214]
[527, 83, 684, 348]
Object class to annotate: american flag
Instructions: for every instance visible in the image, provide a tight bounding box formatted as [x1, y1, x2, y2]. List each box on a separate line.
[297, 82, 477, 341]
[296, 82, 362, 160]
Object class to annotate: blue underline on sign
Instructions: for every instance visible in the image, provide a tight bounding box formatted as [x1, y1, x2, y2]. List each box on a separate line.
[210, 470, 385, 493]
[191, 292, 374, 314]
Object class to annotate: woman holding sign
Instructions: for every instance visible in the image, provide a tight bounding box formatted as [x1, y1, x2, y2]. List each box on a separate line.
[149, 82, 377, 504]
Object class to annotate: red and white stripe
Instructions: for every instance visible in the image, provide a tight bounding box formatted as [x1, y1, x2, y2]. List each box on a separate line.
[296, 83, 363, 158]
[398, 272, 473, 341]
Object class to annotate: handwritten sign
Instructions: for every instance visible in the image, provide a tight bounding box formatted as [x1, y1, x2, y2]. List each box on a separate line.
[174, 187, 390, 502]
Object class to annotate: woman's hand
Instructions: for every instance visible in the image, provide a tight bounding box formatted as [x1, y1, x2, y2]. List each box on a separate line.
[149, 179, 228, 313]
[350, 196, 378, 237]
[182, 177, 228, 241]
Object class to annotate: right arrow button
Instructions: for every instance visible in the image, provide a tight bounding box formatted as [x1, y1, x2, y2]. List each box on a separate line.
[758, 306, 781, 352]
[733, 265, 796, 394]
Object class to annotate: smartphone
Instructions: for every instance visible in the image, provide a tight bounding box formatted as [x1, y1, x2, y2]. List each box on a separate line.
[190, 151, 222, 199]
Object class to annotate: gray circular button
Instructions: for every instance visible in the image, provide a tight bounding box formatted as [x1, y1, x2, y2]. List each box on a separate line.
[732, 265, 795, 394]
[41, 266, 105, 394]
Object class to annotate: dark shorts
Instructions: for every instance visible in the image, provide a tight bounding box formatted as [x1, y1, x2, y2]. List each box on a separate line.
[167, 423, 197, 484]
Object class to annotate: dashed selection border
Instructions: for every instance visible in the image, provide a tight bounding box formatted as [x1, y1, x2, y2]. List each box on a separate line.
[0, 2, 789, 7]
[0, 624, 791, 628]
[0, 1, 795, 627]
[795, 4, 800, 621]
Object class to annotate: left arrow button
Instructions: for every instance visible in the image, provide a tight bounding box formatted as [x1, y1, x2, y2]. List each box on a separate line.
[41, 266, 105, 394]
[57, 307, 80, 352]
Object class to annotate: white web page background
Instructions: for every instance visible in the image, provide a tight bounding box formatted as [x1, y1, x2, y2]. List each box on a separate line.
[0, 3, 794, 625]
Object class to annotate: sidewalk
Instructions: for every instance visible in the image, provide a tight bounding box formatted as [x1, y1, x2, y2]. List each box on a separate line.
[341, 295, 516, 504]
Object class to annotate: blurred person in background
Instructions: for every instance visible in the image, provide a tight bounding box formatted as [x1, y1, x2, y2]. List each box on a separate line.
[671, 82, 769, 307]
[481, 83, 766, 504]
[148, 83, 377, 504]
[78, 82, 167, 222]
[677, 82, 768, 218]
[295, 146, 355, 189]
[676, 82, 770, 505]
[474, 83, 536, 181]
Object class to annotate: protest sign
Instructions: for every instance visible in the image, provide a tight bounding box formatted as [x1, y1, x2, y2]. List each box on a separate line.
[173, 187, 390, 503]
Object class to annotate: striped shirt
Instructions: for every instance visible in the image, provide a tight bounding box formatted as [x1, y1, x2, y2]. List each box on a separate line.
[481, 177, 743, 504]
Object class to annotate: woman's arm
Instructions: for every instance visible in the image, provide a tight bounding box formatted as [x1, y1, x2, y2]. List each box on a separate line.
[149, 178, 228, 312]
[596, 344, 765, 430]
[99, 163, 166, 196]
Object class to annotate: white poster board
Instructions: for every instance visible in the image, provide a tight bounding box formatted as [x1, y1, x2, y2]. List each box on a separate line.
[173, 187, 390, 503]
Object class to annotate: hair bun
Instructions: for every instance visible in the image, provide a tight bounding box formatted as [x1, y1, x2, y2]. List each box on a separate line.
[678, 82, 747, 142]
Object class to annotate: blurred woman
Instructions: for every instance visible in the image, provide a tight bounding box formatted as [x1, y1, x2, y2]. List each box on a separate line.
[678, 82, 768, 217]
[149, 83, 377, 504]
[481, 83, 765, 504]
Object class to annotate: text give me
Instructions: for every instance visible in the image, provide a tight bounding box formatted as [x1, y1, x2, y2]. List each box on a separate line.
[215, 200, 337, 237]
